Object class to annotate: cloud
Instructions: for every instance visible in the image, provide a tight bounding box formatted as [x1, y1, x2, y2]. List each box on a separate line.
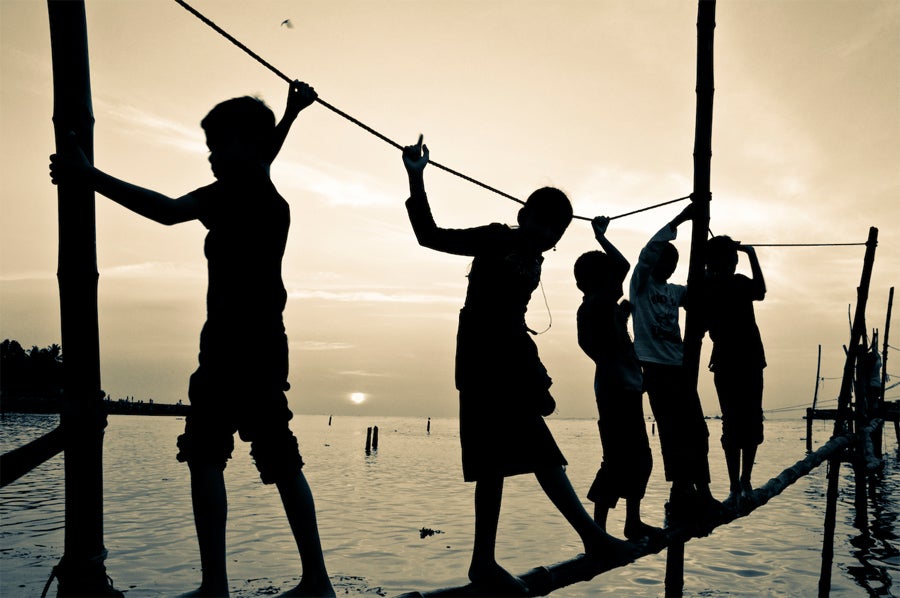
[292, 340, 354, 351]
[272, 158, 394, 207]
[101, 261, 205, 279]
[334, 370, 392, 378]
[287, 288, 459, 304]
[96, 98, 207, 154]
[0, 270, 55, 282]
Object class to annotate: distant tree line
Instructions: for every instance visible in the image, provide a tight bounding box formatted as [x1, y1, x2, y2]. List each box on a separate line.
[1, 339, 63, 398]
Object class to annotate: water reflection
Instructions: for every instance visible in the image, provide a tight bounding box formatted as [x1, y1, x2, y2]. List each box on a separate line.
[845, 455, 900, 596]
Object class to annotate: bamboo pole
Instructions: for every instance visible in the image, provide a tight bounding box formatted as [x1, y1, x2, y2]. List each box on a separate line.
[666, 2, 716, 595]
[879, 287, 894, 451]
[818, 228, 878, 596]
[0, 427, 65, 488]
[47, 1, 118, 595]
[807, 345, 823, 452]
[396, 428, 860, 598]
[682, 0, 715, 386]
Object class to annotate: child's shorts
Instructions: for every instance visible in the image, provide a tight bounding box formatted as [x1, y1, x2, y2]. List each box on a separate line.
[176, 365, 304, 484]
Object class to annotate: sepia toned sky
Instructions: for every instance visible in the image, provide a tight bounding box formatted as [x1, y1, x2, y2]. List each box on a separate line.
[1, 0, 898, 419]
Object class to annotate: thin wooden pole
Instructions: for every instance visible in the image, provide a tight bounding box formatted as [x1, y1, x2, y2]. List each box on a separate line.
[808, 344, 823, 452]
[818, 227, 878, 596]
[666, 3, 715, 596]
[878, 287, 894, 452]
[682, 0, 715, 386]
[47, 2, 118, 595]
[834, 227, 879, 434]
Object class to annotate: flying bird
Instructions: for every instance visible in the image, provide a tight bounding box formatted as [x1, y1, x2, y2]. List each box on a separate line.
[281, 19, 293, 29]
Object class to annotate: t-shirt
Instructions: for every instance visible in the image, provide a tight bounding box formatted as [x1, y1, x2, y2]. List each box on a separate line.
[191, 176, 289, 369]
[629, 224, 687, 366]
[699, 273, 766, 371]
[405, 193, 551, 392]
[578, 293, 643, 396]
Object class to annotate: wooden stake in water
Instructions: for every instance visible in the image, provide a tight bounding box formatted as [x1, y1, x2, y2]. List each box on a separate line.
[372, 426, 379, 451]
[365, 427, 372, 454]
[819, 226, 879, 595]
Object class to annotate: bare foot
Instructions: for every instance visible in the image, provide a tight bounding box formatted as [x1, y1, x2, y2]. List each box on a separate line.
[583, 528, 644, 567]
[279, 578, 336, 597]
[468, 561, 529, 596]
[623, 520, 666, 546]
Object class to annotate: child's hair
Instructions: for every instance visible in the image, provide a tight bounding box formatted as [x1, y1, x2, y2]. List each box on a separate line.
[521, 187, 574, 232]
[201, 96, 276, 155]
[706, 235, 739, 274]
[651, 242, 679, 281]
[574, 250, 612, 293]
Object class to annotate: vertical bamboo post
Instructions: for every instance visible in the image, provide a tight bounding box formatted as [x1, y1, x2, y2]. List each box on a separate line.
[808, 345, 822, 452]
[835, 228, 878, 432]
[372, 425, 379, 451]
[818, 227, 878, 596]
[878, 287, 894, 452]
[682, 0, 716, 386]
[818, 458, 840, 597]
[47, 2, 118, 596]
[365, 427, 372, 454]
[666, 3, 715, 596]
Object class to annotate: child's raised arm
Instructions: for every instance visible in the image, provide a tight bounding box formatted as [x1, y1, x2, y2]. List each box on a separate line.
[269, 80, 317, 163]
[402, 134, 429, 198]
[592, 216, 629, 273]
[738, 244, 766, 300]
[49, 138, 199, 225]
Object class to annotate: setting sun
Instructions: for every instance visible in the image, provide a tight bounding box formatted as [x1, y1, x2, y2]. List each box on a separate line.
[350, 392, 366, 405]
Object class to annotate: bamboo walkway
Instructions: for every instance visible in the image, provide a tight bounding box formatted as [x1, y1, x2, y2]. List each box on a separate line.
[397, 423, 878, 597]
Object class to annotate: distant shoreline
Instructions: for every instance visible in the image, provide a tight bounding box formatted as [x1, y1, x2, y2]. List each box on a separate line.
[0, 395, 189, 417]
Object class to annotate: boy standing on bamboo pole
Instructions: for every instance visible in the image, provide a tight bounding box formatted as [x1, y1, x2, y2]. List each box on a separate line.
[629, 205, 723, 523]
[49, 81, 335, 598]
[574, 216, 663, 543]
[699, 236, 767, 508]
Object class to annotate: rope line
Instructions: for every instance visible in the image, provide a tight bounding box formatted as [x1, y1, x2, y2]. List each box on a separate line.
[171, 0, 697, 223]
[607, 195, 690, 220]
[746, 242, 866, 248]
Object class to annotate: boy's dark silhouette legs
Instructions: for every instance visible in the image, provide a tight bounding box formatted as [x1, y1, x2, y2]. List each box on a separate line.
[593, 493, 661, 543]
[469, 477, 529, 593]
[277, 472, 335, 597]
[741, 446, 757, 493]
[534, 466, 638, 562]
[187, 463, 229, 597]
[593, 504, 610, 531]
[185, 464, 334, 598]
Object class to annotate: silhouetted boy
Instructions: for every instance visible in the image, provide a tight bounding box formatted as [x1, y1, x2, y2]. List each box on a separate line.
[575, 216, 662, 542]
[629, 204, 721, 522]
[50, 81, 335, 597]
[402, 136, 639, 595]
[700, 236, 766, 507]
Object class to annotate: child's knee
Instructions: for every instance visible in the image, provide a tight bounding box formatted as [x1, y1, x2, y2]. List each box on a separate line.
[250, 431, 304, 484]
[176, 431, 233, 471]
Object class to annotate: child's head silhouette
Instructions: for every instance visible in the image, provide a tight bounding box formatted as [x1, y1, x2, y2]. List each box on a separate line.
[574, 250, 617, 296]
[202, 96, 276, 178]
[517, 187, 573, 250]
[652, 242, 679, 282]
[706, 235, 739, 275]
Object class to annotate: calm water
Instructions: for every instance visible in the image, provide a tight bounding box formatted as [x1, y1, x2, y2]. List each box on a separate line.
[1, 413, 898, 597]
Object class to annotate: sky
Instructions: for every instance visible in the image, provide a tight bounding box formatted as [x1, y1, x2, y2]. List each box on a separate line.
[1, 0, 898, 420]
